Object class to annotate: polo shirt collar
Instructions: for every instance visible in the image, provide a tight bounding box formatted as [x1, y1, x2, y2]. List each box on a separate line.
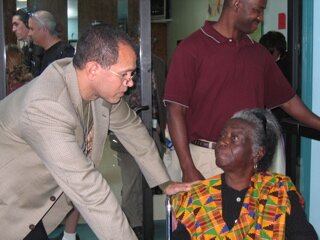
[200, 21, 255, 45]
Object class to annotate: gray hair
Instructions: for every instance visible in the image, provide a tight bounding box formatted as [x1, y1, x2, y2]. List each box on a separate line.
[231, 108, 282, 171]
[30, 10, 58, 36]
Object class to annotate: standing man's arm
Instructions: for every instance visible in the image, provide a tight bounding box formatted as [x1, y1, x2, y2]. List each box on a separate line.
[281, 94, 320, 130]
[167, 102, 204, 182]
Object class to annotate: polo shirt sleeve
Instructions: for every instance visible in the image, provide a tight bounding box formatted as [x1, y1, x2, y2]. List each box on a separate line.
[263, 56, 295, 109]
[164, 42, 197, 107]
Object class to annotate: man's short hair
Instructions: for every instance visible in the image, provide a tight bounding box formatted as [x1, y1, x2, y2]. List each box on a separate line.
[73, 24, 136, 70]
[13, 8, 31, 28]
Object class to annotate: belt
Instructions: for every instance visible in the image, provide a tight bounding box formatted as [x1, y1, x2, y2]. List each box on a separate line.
[191, 139, 216, 149]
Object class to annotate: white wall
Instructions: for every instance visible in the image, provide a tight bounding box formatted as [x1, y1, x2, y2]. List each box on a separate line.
[263, 0, 287, 37]
[68, 19, 78, 40]
[167, 0, 208, 63]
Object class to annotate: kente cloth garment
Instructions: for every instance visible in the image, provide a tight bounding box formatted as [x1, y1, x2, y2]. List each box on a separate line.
[172, 171, 303, 240]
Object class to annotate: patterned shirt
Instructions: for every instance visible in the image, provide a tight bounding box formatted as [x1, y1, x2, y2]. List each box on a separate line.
[172, 171, 302, 240]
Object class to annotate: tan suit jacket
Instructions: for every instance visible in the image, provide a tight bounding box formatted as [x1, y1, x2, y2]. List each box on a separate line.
[0, 58, 170, 240]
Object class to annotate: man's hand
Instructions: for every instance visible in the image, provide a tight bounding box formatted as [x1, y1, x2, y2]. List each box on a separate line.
[163, 182, 192, 195]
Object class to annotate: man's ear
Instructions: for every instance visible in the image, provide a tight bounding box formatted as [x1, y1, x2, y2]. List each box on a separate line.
[85, 61, 99, 80]
[233, 0, 240, 10]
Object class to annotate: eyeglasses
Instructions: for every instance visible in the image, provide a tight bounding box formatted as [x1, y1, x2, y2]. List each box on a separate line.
[109, 69, 136, 84]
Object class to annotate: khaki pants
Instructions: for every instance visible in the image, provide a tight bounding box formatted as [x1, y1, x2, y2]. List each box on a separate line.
[163, 144, 223, 182]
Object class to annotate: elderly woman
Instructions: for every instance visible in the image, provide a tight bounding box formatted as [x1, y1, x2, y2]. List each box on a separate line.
[171, 108, 318, 240]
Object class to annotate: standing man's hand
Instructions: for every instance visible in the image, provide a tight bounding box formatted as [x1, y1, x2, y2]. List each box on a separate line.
[182, 167, 204, 182]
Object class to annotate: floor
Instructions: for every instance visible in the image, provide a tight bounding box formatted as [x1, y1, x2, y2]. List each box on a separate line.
[49, 220, 167, 240]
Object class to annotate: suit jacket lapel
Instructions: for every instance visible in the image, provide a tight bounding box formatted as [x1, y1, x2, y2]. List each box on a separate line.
[62, 62, 111, 165]
[63, 62, 89, 150]
[91, 98, 111, 165]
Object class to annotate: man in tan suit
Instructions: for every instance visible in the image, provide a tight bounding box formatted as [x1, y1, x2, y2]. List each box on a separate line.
[0, 24, 189, 240]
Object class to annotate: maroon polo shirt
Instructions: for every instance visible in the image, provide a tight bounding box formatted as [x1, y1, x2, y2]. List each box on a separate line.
[164, 21, 295, 142]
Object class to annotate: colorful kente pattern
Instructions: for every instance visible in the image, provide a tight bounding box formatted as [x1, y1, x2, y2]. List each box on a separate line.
[172, 171, 302, 240]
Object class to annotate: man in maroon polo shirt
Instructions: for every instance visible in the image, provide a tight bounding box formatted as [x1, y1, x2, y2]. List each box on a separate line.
[164, 0, 320, 182]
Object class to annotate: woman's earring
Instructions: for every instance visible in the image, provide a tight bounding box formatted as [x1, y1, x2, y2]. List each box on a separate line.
[254, 162, 258, 172]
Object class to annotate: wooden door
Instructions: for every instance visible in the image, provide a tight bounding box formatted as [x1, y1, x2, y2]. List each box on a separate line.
[3, 0, 16, 44]
[151, 22, 167, 63]
[78, 0, 117, 37]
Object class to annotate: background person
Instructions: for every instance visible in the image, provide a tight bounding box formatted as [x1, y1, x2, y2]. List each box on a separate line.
[0, 24, 190, 240]
[28, 10, 75, 74]
[171, 108, 318, 240]
[12, 8, 43, 76]
[5, 44, 33, 94]
[259, 30, 291, 82]
[259, 30, 292, 124]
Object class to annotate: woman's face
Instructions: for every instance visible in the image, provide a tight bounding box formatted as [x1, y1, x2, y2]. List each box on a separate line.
[215, 118, 256, 173]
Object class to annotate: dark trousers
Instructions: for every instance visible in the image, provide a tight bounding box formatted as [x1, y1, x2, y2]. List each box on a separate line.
[23, 220, 49, 240]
